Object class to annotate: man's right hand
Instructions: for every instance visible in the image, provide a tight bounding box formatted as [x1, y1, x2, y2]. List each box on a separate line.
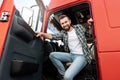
[35, 31, 52, 39]
[35, 31, 44, 38]
[87, 18, 93, 26]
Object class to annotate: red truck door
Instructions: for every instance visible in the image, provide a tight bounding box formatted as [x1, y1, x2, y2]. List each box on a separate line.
[92, 0, 120, 80]
[0, 0, 44, 80]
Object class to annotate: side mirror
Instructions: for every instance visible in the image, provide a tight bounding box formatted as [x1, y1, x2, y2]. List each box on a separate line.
[21, 7, 34, 26]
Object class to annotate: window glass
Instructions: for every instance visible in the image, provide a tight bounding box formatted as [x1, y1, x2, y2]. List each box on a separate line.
[14, 0, 43, 31]
[47, 22, 59, 34]
[0, 0, 3, 7]
[47, 14, 60, 34]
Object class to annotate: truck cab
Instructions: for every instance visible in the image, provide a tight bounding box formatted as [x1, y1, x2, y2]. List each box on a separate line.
[0, 0, 120, 80]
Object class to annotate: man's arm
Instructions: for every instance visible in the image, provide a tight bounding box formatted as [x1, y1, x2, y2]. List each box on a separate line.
[35, 32, 52, 39]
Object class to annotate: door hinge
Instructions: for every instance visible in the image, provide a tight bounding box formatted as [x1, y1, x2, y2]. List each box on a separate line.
[0, 12, 10, 22]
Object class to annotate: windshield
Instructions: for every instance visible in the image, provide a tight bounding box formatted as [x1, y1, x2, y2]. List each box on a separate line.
[14, 0, 44, 31]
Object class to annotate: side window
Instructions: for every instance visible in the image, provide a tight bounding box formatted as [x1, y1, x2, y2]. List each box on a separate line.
[47, 14, 60, 34]
[46, 14, 64, 46]
[14, 0, 43, 31]
[0, 0, 3, 7]
[21, 7, 34, 26]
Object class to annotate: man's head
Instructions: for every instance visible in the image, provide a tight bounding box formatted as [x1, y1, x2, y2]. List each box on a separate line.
[58, 15, 72, 31]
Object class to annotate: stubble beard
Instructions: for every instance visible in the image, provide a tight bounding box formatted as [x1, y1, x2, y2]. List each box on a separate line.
[63, 25, 71, 31]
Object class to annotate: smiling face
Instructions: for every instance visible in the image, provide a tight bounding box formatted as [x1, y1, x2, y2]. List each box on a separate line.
[59, 16, 72, 31]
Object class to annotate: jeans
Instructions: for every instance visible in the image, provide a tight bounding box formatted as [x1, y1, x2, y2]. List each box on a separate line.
[49, 52, 87, 80]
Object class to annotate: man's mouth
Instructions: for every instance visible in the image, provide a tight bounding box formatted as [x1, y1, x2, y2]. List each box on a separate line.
[64, 25, 69, 28]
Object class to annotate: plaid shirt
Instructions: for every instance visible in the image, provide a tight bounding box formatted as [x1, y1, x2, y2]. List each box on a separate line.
[52, 24, 92, 63]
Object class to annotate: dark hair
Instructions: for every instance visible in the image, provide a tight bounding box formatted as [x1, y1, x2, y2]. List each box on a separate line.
[87, 15, 92, 19]
[58, 15, 70, 22]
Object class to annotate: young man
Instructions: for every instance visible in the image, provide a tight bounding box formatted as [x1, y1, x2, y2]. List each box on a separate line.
[35, 15, 92, 80]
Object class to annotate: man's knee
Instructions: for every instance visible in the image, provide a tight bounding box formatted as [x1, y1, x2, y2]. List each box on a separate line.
[64, 73, 73, 80]
[49, 52, 56, 59]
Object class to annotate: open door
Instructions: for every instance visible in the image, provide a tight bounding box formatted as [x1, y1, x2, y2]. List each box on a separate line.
[0, 0, 45, 80]
[41, 1, 98, 80]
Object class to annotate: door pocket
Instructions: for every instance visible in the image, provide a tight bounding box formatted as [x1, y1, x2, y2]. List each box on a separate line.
[10, 59, 39, 77]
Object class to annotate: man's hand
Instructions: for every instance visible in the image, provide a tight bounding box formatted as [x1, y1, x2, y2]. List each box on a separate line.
[35, 31, 44, 38]
[87, 18, 93, 26]
[35, 31, 52, 39]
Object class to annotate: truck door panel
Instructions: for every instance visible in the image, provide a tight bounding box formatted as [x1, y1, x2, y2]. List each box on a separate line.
[0, 10, 44, 80]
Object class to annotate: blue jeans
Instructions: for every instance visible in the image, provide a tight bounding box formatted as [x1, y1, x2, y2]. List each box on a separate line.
[49, 52, 87, 80]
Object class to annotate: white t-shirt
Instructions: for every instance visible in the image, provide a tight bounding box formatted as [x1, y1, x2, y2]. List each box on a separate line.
[68, 29, 83, 55]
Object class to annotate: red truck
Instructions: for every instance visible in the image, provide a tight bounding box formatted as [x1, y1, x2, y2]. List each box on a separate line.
[0, 0, 120, 80]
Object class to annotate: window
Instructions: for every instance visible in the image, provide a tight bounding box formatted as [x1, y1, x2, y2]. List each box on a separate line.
[0, 0, 3, 7]
[14, 0, 44, 31]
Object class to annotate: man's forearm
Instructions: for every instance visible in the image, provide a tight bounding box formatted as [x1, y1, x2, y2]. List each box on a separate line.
[41, 33, 52, 39]
[35, 32, 53, 39]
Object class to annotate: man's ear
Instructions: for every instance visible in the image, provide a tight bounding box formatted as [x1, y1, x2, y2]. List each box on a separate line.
[70, 19, 72, 24]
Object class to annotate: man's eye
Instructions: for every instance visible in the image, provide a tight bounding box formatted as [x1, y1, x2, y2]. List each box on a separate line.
[65, 21, 67, 23]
